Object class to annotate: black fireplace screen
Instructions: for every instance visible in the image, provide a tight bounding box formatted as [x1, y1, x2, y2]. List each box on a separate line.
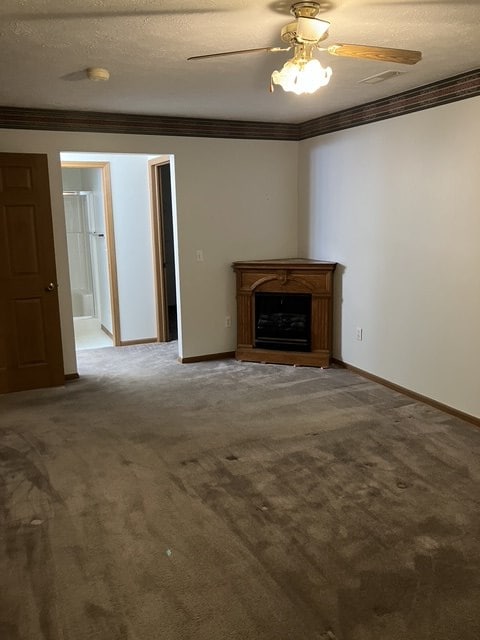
[255, 292, 311, 352]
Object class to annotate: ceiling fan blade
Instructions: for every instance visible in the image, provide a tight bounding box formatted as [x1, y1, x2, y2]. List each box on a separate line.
[365, 1, 476, 4]
[327, 44, 422, 65]
[187, 47, 290, 61]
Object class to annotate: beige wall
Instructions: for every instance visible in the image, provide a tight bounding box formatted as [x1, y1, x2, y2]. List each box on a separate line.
[298, 96, 480, 418]
[0, 130, 299, 374]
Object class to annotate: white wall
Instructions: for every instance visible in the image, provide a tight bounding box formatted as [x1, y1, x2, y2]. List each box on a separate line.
[298, 96, 480, 418]
[0, 131, 298, 374]
[108, 155, 157, 341]
[61, 167, 82, 191]
[173, 137, 298, 357]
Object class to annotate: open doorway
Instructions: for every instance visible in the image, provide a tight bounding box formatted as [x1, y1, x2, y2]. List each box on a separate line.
[62, 161, 119, 351]
[150, 159, 178, 341]
[61, 151, 180, 359]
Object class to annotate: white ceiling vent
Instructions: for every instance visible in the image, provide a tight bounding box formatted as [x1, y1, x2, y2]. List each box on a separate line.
[358, 70, 406, 85]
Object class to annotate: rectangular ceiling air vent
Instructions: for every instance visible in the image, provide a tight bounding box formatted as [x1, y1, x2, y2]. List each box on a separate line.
[358, 70, 406, 85]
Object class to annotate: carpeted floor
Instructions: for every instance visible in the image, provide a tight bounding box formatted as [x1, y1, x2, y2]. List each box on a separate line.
[1, 343, 479, 640]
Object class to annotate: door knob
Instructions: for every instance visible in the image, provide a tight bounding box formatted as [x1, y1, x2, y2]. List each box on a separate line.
[45, 282, 58, 292]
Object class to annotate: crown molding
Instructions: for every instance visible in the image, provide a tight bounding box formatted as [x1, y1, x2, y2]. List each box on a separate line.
[0, 69, 478, 141]
[0, 107, 299, 141]
[299, 69, 480, 139]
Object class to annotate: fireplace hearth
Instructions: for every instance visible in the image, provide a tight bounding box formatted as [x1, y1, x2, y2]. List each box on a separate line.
[232, 259, 336, 367]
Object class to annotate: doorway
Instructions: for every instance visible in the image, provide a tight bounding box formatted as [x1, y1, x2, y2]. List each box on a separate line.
[61, 162, 119, 350]
[150, 159, 178, 341]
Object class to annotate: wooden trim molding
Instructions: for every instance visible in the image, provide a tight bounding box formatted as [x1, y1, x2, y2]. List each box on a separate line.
[299, 69, 480, 139]
[149, 158, 169, 342]
[101, 324, 113, 339]
[0, 69, 478, 141]
[100, 163, 121, 346]
[0, 106, 298, 141]
[179, 351, 235, 364]
[332, 358, 480, 428]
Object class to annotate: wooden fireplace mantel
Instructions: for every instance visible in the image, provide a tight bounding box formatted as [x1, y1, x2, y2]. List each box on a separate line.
[232, 258, 337, 367]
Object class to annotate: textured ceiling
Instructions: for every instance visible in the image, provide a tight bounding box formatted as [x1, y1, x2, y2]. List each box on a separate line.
[0, 0, 479, 124]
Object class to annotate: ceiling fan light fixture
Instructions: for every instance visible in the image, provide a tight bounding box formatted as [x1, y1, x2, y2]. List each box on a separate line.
[271, 46, 332, 95]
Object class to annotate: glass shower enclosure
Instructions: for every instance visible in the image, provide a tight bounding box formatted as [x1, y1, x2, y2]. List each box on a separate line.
[63, 191, 101, 319]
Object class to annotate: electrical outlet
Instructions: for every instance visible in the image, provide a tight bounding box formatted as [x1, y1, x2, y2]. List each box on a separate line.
[225, 316, 232, 328]
[356, 327, 363, 341]
[196, 249, 204, 262]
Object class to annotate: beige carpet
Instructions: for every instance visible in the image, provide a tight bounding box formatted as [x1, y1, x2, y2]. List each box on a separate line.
[1, 343, 479, 640]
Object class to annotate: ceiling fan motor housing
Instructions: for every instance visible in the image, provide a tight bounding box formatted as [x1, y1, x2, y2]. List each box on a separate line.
[281, 17, 330, 45]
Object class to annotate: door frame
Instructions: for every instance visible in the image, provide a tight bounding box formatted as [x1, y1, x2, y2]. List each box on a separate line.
[149, 157, 172, 342]
[61, 161, 120, 346]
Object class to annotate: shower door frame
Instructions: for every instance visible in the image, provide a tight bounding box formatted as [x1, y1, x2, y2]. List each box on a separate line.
[61, 161, 120, 346]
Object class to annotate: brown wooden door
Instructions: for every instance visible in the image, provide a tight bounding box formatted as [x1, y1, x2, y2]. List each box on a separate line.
[0, 153, 64, 392]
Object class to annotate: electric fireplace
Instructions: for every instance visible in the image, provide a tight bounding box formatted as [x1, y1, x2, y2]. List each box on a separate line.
[232, 259, 336, 367]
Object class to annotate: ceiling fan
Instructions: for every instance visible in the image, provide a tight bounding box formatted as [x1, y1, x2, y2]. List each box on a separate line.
[188, 1, 422, 95]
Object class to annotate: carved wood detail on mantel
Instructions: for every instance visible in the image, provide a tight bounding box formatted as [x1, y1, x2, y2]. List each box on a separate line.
[232, 259, 337, 368]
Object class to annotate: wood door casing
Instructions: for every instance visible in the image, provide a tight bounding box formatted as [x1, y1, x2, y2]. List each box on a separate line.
[149, 159, 169, 342]
[0, 153, 64, 392]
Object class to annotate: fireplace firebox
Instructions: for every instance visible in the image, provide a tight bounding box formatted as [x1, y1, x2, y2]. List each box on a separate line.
[255, 292, 311, 352]
[232, 259, 336, 367]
